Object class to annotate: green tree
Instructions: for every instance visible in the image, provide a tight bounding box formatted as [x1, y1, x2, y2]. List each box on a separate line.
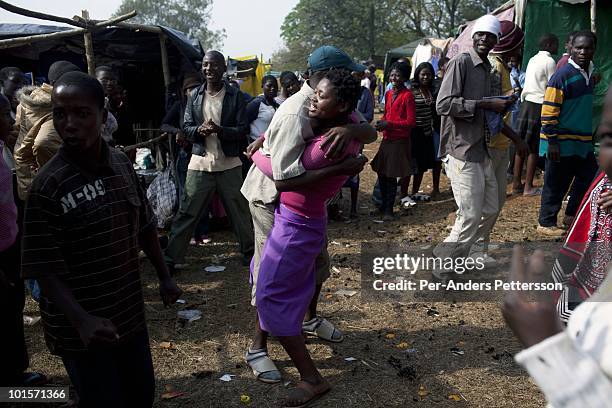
[270, 43, 310, 73]
[274, 0, 507, 70]
[393, 0, 507, 38]
[460, 0, 507, 23]
[279, 0, 416, 68]
[113, 0, 225, 49]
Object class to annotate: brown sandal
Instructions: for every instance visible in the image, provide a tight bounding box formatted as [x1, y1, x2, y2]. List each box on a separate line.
[282, 380, 330, 407]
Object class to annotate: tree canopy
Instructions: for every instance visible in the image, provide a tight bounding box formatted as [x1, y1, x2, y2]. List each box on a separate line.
[113, 0, 225, 50]
[271, 0, 507, 71]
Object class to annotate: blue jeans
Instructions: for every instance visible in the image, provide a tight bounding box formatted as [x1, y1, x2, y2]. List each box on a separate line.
[372, 178, 382, 207]
[62, 329, 154, 408]
[26, 279, 40, 302]
[538, 153, 598, 227]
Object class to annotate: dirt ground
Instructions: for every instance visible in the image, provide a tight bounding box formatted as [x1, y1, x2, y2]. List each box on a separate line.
[21, 134, 559, 408]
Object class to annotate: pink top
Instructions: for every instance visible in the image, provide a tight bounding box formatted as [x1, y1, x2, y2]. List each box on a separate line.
[0, 142, 18, 252]
[252, 134, 361, 218]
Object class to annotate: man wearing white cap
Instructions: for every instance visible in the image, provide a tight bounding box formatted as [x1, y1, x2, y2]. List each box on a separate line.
[434, 15, 515, 266]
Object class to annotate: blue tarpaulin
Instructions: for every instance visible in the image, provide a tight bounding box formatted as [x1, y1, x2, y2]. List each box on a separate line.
[0, 22, 203, 127]
[0, 23, 203, 66]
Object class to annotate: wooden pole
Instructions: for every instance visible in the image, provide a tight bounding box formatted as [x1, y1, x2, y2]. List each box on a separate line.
[159, 33, 171, 89]
[0, 12, 137, 50]
[120, 132, 167, 152]
[158, 33, 177, 181]
[591, 0, 596, 33]
[0, 0, 136, 29]
[109, 21, 162, 34]
[0, 0, 88, 28]
[166, 131, 177, 183]
[0, 27, 87, 49]
[91, 11, 138, 28]
[82, 10, 95, 75]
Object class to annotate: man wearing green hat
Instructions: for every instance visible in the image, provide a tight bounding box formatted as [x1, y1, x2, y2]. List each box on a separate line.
[241, 45, 376, 388]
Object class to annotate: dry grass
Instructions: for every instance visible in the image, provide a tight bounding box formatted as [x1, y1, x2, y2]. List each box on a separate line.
[23, 133, 554, 408]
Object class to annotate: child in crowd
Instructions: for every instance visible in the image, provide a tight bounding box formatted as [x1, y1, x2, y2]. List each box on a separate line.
[371, 62, 416, 220]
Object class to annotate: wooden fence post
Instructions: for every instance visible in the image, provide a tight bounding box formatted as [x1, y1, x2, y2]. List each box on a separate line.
[82, 10, 95, 75]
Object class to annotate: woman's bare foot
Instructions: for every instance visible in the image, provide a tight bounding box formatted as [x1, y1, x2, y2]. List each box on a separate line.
[282, 379, 330, 407]
[522, 187, 542, 197]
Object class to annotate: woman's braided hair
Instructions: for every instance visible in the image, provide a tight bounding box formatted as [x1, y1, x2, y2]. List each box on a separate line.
[323, 69, 361, 113]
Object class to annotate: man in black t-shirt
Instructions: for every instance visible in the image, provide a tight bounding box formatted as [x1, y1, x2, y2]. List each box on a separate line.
[21, 72, 181, 407]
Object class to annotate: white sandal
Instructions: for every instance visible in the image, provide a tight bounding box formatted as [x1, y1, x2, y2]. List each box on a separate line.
[302, 317, 344, 343]
[400, 195, 417, 209]
[411, 193, 431, 202]
[245, 348, 282, 383]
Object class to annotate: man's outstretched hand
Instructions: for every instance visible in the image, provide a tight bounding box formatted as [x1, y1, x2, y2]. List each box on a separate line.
[159, 277, 182, 306]
[244, 136, 265, 160]
[501, 246, 563, 348]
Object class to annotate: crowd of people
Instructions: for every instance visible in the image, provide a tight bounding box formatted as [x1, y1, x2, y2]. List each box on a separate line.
[0, 11, 611, 407]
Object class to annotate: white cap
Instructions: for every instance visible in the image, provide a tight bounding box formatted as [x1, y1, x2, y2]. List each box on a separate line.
[471, 14, 501, 39]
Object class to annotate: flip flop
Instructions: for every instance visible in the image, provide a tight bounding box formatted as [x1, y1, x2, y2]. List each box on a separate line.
[245, 348, 281, 384]
[302, 317, 343, 343]
[282, 380, 331, 408]
[411, 193, 431, 202]
[523, 188, 542, 197]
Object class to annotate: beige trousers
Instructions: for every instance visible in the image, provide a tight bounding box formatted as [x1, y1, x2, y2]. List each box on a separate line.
[434, 154, 500, 259]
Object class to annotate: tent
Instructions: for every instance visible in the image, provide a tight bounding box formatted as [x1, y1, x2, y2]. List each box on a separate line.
[447, 0, 608, 131]
[384, 39, 423, 67]
[228, 55, 264, 98]
[227, 55, 271, 98]
[516, 0, 610, 131]
[383, 37, 452, 79]
[0, 22, 204, 133]
[446, 2, 515, 59]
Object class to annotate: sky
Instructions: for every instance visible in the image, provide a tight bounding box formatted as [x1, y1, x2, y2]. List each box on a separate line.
[0, 0, 299, 59]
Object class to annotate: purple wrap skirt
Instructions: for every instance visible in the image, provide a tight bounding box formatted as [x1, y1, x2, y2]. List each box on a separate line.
[255, 204, 327, 336]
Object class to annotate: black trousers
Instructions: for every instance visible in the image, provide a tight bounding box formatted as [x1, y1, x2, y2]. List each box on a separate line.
[538, 153, 598, 227]
[62, 329, 155, 408]
[378, 175, 397, 214]
[0, 240, 29, 386]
